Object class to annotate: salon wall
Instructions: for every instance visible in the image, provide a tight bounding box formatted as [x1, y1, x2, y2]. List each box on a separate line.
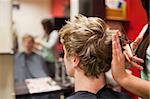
[51, 0, 69, 17]
[0, 0, 15, 99]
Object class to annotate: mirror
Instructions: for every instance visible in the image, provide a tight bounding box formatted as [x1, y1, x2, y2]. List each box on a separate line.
[12, 0, 71, 99]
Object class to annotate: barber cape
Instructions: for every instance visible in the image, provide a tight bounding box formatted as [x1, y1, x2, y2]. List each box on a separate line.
[14, 52, 48, 83]
[66, 85, 131, 99]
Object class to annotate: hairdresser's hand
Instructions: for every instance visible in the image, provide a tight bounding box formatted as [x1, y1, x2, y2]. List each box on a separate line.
[123, 34, 144, 70]
[112, 32, 126, 79]
[112, 32, 150, 98]
[34, 41, 43, 50]
[35, 38, 42, 44]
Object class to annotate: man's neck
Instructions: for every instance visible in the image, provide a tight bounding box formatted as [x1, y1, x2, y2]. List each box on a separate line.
[24, 50, 32, 55]
[74, 69, 106, 94]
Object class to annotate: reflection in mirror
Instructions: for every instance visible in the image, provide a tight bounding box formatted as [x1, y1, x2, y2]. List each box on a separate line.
[12, 0, 72, 99]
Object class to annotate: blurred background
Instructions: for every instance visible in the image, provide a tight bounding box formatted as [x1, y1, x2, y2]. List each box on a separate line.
[0, 0, 147, 99]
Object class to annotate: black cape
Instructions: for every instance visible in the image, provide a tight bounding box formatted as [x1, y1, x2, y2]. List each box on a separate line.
[66, 85, 131, 99]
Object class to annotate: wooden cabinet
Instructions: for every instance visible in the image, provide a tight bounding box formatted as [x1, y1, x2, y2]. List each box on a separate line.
[106, 8, 127, 21]
[79, 0, 127, 21]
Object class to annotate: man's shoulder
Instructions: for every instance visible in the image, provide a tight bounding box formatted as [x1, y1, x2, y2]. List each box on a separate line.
[14, 52, 24, 58]
[66, 87, 130, 99]
[97, 87, 131, 99]
[32, 52, 45, 62]
[14, 52, 42, 59]
[66, 91, 97, 99]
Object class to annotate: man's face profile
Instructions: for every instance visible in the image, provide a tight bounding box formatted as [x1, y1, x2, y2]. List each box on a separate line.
[23, 37, 34, 52]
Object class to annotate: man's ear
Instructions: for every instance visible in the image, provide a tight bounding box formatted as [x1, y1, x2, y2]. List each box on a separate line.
[71, 55, 80, 68]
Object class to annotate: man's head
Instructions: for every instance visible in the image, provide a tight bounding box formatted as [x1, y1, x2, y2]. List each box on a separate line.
[59, 15, 112, 78]
[22, 34, 34, 54]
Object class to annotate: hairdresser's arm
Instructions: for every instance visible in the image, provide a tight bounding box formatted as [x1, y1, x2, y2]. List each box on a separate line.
[41, 30, 59, 49]
[111, 33, 150, 98]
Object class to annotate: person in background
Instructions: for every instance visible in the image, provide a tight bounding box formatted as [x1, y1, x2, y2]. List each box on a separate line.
[59, 15, 130, 99]
[35, 18, 59, 78]
[14, 34, 48, 83]
[136, 0, 150, 81]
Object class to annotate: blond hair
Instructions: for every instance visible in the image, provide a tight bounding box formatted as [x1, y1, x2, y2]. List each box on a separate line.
[59, 15, 112, 78]
[22, 34, 34, 43]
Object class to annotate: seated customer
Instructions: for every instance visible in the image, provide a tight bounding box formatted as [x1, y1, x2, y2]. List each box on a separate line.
[14, 34, 48, 83]
[59, 15, 130, 99]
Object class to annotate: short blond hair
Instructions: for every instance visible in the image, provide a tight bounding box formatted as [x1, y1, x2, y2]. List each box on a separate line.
[22, 34, 34, 43]
[59, 15, 112, 78]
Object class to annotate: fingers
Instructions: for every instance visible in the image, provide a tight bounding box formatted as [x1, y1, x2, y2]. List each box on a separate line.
[112, 32, 127, 79]
[131, 56, 144, 70]
[123, 51, 131, 62]
[112, 33, 120, 58]
[112, 31, 122, 59]
[112, 34, 118, 59]
[132, 56, 144, 63]
[131, 35, 143, 51]
[115, 31, 122, 54]
[124, 50, 144, 70]
[129, 61, 143, 70]
[112, 32, 125, 63]
[124, 44, 134, 57]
